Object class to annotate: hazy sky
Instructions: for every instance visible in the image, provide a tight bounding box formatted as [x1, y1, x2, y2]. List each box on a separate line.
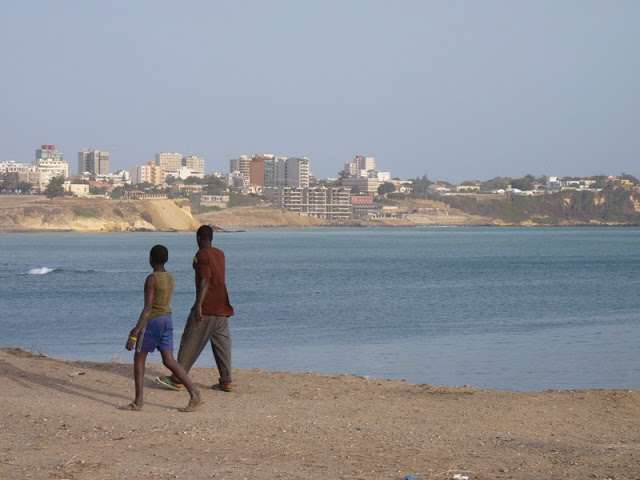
[1, 1, 638, 183]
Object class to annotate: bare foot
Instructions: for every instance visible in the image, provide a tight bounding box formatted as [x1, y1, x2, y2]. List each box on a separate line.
[180, 392, 204, 413]
[118, 402, 143, 411]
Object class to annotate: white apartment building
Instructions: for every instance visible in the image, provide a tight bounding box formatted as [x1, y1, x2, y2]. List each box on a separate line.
[0, 160, 35, 174]
[34, 145, 68, 187]
[35, 158, 69, 188]
[163, 166, 205, 181]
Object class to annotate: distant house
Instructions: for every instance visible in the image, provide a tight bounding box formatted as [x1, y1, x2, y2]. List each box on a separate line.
[395, 184, 413, 194]
[63, 182, 90, 197]
[454, 184, 480, 193]
[427, 183, 451, 194]
[198, 194, 230, 208]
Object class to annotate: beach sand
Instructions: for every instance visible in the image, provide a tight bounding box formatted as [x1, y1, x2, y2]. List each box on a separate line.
[0, 347, 638, 480]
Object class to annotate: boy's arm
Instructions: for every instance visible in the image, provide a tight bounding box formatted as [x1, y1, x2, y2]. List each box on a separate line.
[126, 274, 157, 350]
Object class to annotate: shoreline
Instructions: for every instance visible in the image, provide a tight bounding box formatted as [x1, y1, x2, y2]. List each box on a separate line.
[1, 347, 638, 479]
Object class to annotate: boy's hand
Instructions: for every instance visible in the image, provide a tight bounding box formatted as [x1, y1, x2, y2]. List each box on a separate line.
[125, 336, 136, 350]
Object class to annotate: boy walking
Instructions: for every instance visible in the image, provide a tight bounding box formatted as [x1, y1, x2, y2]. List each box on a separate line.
[120, 244, 204, 412]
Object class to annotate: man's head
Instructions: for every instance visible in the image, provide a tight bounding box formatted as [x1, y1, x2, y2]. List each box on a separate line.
[150, 244, 169, 265]
[196, 225, 214, 248]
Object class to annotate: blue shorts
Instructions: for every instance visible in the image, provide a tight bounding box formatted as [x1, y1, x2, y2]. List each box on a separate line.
[136, 314, 174, 354]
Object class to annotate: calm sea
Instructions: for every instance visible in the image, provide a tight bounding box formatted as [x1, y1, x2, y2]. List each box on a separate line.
[1, 227, 639, 392]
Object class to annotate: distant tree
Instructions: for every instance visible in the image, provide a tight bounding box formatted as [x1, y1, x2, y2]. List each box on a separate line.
[511, 176, 534, 191]
[185, 176, 203, 185]
[44, 176, 65, 202]
[110, 186, 123, 199]
[89, 172, 97, 181]
[377, 182, 395, 195]
[90, 185, 108, 195]
[17, 181, 33, 193]
[481, 177, 510, 191]
[204, 174, 227, 195]
[409, 177, 433, 196]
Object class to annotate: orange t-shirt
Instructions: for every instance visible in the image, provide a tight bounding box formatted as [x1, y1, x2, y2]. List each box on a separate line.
[193, 247, 235, 317]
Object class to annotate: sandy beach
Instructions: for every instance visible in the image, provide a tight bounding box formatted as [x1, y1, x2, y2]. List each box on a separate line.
[0, 347, 638, 480]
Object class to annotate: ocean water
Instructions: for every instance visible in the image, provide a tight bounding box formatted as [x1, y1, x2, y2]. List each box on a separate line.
[1, 227, 639, 392]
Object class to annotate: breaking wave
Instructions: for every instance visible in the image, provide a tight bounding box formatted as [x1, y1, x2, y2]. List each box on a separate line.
[28, 267, 58, 275]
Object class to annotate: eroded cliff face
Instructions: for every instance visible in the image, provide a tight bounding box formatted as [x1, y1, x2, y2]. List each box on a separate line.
[0, 197, 200, 232]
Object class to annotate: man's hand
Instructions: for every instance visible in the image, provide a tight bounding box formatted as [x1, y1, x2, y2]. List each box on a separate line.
[195, 305, 204, 322]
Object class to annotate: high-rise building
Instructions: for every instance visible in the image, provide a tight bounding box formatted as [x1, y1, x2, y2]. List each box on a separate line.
[355, 155, 375, 172]
[155, 153, 183, 171]
[183, 155, 205, 174]
[132, 162, 164, 185]
[229, 155, 252, 184]
[344, 155, 376, 178]
[36, 145, 63, 162]
[34, 145, 68, 187]
[250, 158, 265, 186]
[276, 157, 310, 188]
[78, 149, 109, 175]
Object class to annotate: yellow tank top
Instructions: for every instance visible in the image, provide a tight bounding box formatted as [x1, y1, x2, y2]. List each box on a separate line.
[149, 271, 174, 319]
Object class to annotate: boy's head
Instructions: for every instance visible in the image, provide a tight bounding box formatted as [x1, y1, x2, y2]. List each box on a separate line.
[150, 244, 169, 265]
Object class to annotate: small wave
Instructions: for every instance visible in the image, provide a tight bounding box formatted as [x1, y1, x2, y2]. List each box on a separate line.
[28, 267, 57, 275]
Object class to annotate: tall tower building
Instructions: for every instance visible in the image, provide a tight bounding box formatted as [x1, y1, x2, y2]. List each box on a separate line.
[355, 155, 375, 172]
[184, 155, 205, 174]
[36, 145, 63, 162]
[78, 149, 109, 175]
[34, 145, 68, 187]
[155, 152, 183, 171]
[276, 157, 310, 188]
[229, 155, 252, 184]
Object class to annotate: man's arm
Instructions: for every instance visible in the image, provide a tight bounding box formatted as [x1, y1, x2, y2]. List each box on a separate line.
[193, 277, 210, 322]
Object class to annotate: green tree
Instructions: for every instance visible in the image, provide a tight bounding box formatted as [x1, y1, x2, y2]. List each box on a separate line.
[377, 182, 395, 195]
[204, 174, 227, 195]
[44, 176, 65, 202]
[185, 176, 203, 185]
[17, 181, 33, 193]
[110, 186, 123, 199]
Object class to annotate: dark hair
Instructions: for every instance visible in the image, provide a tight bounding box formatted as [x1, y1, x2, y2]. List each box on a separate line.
[197, 224, 213, 241]
[150, 244, 169, 264]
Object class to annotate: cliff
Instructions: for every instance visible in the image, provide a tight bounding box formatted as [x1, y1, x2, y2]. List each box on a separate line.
[0, 196, 200, 232]
[440, 188, 640, 226]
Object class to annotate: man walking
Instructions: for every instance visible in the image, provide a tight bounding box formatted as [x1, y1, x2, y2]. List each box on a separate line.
[156, 224, 235, 392]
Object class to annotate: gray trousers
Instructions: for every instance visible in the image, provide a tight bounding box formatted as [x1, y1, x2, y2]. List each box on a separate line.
[176, 311, 232, 384]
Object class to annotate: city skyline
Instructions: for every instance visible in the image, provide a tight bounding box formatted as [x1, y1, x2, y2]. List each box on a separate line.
[1, 2, 638, 184]
[1, 144, 637, 185]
